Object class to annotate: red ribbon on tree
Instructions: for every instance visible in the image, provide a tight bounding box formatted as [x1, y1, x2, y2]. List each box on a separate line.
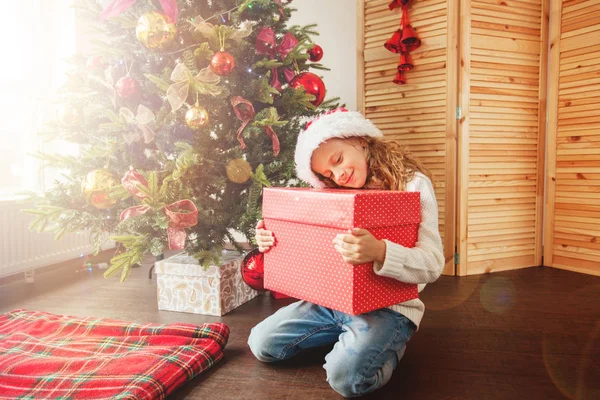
[164, 200, 200, 250]
[255, 27, 298, 91]
[231, 96, 280, 156]
[119, 168, 198, 250]
[120, 168, 149, 199]
[100, 0, 178, 23]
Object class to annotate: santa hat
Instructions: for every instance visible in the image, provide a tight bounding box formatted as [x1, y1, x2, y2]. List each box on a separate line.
[294, 108, 383, 188]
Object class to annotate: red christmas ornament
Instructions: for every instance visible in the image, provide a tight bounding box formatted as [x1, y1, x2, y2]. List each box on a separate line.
[384, 29, 403, 54]
[398, 53, 414, 71]
[393, 71, 406, 85]
[86, 55, 106, 70]
[384, 3, 421, 84]
[388, 0, 410, 11]
[210, 50, 236, 76]
[241, 248, 265, 291]
[289, 72, 326, 107]
[400, 5, 421, 52]
[115, 76, 139, 99]
[307, 44, 323, 62]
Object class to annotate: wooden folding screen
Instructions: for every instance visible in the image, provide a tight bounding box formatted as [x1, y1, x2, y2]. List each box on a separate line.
[545, 0, 600, 276]
[358, 0, 458, 275]
[457, 0, 549, 275]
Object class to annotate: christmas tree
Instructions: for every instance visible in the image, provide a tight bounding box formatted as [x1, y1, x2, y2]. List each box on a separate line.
[25, 0, 337, 281]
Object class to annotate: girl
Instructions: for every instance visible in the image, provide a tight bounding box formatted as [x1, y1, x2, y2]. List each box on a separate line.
[248, 109, 444, 398]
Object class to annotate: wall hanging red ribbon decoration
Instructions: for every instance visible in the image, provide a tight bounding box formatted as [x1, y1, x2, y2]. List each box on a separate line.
[100, 0, 178, 23]
[256, 27, 298, 91]
[383, 2, 421, 85]
[119, 168, 198, 250]
[388, 0, 410, 11]
[231, 96, 280, 156]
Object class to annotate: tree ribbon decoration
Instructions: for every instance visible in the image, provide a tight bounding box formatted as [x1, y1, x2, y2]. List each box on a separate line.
[120, 169, 198, 250]
[190, 17, 253, 44]
[100, 0, 178, 23]
[167, 64, 222, 112]
[231, 96, 280, 156]
[119, 104, 156, 144]
[255, 27, 298, 91]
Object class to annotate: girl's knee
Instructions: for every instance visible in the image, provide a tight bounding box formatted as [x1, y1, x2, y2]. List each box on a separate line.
[324, 357, 365, 397]
[247, 326, 280, 363]
[324, 350, 397, 397]
[325, 368, 364, 398]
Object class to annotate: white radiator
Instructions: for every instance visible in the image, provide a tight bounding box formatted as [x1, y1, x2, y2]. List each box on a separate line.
[0, 200, 94, 278]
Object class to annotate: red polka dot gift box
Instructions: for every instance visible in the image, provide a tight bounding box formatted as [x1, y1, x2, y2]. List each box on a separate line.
[262, 188, 420, 315]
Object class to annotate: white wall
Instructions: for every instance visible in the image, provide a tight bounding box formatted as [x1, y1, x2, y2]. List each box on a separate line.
[288, 0, 357, 110]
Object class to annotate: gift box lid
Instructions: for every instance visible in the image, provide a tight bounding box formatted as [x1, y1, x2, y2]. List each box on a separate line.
[154, 250, 244, 277]
[262, 187, 420, 229]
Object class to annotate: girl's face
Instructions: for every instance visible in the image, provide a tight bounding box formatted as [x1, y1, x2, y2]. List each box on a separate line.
[311, 138, 368, 188]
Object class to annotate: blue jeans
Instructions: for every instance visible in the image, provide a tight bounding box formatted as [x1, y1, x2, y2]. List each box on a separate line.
[247, 300, 416, 398]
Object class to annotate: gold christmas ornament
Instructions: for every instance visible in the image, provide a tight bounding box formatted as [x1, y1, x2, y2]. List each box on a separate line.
[56, 104, 81, 126]
[82, 169, 119, 209]
[136, 11, 177, 50]
[226, 159, 252, 184]
[185, 104, 210, 130]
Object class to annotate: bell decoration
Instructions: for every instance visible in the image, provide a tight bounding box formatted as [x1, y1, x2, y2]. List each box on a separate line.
[384, 30, 403, 54]
[384, 3, 421, 84]
[393, 71, 406, 85]
[400, 26, 421, 52]
[400, 5, 421, 52]
[398, 53, 414, 71]
[388, 0, 411, 11]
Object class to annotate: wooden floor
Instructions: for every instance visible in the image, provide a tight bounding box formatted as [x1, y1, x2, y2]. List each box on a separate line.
[1, 262, 598, 400]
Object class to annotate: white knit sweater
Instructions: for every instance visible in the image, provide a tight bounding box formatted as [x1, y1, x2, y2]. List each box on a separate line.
[373, 172, 445, 329]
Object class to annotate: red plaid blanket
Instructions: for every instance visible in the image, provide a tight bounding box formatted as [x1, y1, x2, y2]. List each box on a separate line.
[0, 309, 229, 399]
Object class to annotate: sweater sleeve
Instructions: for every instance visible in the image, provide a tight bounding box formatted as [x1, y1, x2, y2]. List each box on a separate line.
[373, 174, 445, 284]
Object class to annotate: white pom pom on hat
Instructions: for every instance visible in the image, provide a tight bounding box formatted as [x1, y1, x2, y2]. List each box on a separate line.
[294, 108, 383, 188]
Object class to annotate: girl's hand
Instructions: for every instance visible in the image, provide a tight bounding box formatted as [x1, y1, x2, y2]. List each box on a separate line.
[333, 228, 386, 265]
[255, 219, 275, 253]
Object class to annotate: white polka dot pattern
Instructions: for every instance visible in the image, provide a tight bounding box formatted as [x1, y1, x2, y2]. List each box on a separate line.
[262, 188, 421, 228]
[263, 188, 420, 315]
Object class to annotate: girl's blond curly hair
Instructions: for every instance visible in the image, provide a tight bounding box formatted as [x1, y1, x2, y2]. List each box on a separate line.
[315, 136, 433, 191]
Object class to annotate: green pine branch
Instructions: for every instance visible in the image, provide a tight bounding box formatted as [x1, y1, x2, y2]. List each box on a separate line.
[22, 205, 67, 234]
[29, 152, 79, 169]
[104, 234, 149, 282]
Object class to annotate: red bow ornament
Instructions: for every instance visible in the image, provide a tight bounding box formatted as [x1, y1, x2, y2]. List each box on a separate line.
[120, 168, 198, 250]
[231, 96, 280, 156]
[256, 27, 298, 91]
[100, 0, 178, 22]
